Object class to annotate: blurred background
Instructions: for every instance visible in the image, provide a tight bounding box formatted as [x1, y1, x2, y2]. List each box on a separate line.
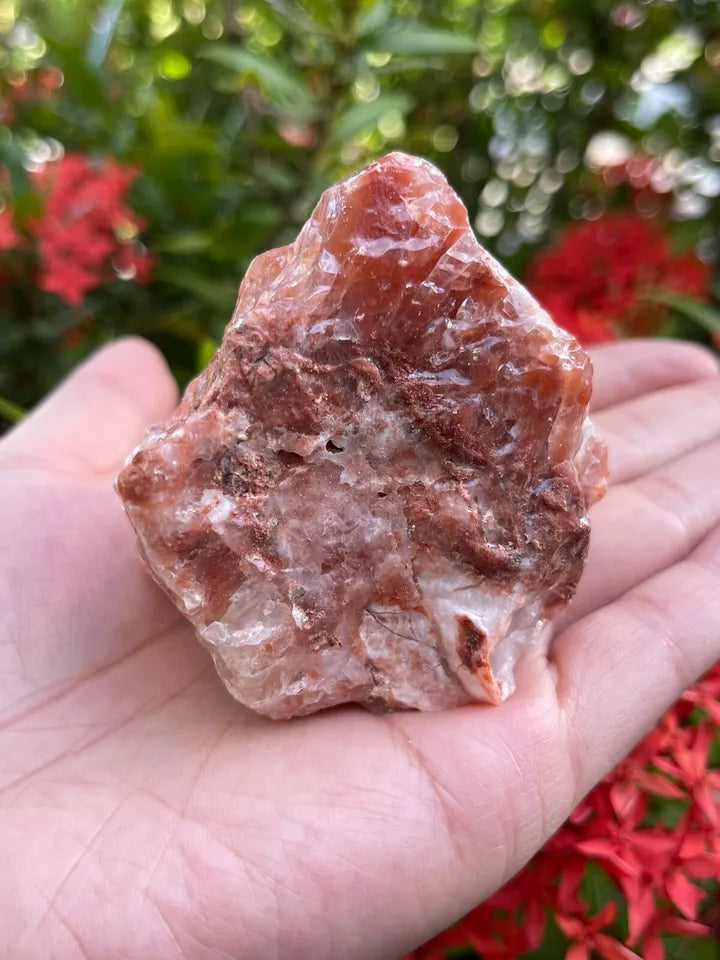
[2, 0, 720, 419]
[1, 2, 718, 958]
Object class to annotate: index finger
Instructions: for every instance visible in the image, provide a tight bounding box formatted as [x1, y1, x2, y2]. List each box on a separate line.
[0, 338, 178, 478]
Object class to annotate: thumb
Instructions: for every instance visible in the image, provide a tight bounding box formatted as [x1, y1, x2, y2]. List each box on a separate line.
[0, 338, 178, 477]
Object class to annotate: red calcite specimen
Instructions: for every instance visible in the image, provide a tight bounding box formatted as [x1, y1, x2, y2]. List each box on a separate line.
[117, 153, 607, 719]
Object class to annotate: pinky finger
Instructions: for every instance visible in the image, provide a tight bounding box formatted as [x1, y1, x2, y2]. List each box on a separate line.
[552, 525, 720, 796]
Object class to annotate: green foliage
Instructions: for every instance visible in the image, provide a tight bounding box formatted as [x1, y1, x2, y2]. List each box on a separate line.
[199, 44, 320, 119]
[0, 0, 719, 416]
[0, 394, 25, 422]
[361, 23, 480, 54]
[329, 92, 414, 143]
[647, 288, 720, 335]
[665, 933, 720, 960]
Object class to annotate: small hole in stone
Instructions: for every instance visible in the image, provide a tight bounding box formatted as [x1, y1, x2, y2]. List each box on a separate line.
[276, 450, 305, 467]
[325, 438, 345, 453]
[377, 491, 388, 498]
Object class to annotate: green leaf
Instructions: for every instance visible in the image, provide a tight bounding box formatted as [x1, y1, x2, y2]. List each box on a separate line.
[44, 37, 106, 110]
[708, 729, 720, 768]
[142, 117, 222, 158]
[354, 0, 391, 37]
[361, 23, 478, 55]
[199, 46, 319, 121]
[259, 0, 341, 33]
[155, 265, 237, 308]
[0, 132, 31, 199]
[579, 865, 628, 944]
[371, 56, 452, 74]
[444, 946, 477, 959]
[257, 0, 325, 38]
[253, 161, 299, 192]
[652, 796, 689, 828]
[11, 191, 44, 223]
[153, 231, 212, 254]
[664, 932, 720, 960]
[0, 395, 26, 423]
[196, 336, 218, 371]
[330, 93, 414, 144]
[644, 289, 720, 335]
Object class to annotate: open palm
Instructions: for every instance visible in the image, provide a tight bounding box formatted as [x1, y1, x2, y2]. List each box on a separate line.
[1, 337, 719, 960]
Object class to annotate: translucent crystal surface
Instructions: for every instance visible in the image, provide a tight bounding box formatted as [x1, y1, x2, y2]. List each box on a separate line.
[117, 153, 607, 719]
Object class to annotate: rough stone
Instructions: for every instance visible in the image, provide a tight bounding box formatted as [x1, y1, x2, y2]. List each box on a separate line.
[116, 152, 607, 719]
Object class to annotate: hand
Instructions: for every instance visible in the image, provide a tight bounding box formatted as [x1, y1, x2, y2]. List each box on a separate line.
[1, 337, 718, 960]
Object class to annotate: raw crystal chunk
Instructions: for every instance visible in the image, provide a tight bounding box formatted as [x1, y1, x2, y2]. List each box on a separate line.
[117, 152, 607, 719]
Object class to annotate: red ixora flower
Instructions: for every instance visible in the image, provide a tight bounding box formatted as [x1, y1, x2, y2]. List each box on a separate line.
[527, 213, 710, 345]
[466, 912, 533, 958]
[654, 724, 720, 830]
[613, 818, 719, 944]
[28, 152, 154, 305]
[407, 661, 719, 960]
[681, 664, 720, 725]
[556, 903, 641, 960]
[635, 907, 711, 960]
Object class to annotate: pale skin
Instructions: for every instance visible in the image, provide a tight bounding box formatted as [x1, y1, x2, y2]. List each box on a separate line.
[1, 337, 719, 960]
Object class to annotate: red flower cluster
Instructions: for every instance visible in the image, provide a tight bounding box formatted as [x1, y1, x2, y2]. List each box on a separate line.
[404, 666, 719, 960]
[527, 214, 710, 345]
[30, 153, 154, 304]
[0, 152, 153, 306]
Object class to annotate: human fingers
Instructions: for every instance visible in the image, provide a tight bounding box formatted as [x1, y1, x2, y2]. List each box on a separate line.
[0, 339, 179, 716]
[560, 436, 720, 628]
[0, 337, 177, 477]
[588, 339, 718, 412]
[553, 523, 720, 795]
[594, 375, 720, 486]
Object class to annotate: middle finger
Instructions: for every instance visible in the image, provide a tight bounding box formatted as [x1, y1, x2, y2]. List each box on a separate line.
[593, 375, 720, 487]
[558, 435, 720, 630]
